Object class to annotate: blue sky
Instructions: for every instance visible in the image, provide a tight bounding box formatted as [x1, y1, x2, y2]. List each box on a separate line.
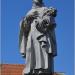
[1, 0, 74, 75]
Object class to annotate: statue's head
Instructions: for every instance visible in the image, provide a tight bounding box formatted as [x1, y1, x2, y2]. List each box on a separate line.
[32, 0, 43, 4]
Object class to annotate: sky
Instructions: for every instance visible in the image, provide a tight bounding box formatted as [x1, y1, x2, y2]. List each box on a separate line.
[1, 0, 74, 75]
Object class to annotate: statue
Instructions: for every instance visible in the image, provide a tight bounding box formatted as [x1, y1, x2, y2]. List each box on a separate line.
[19, 0, 57, 75]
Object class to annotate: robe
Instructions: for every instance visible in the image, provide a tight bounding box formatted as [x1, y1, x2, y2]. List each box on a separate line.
[19, 6, 57, 74]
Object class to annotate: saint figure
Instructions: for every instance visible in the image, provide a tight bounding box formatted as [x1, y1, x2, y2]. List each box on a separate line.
[19, 0, 57, 75]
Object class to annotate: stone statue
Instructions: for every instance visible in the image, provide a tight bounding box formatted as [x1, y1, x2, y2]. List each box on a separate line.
[19, 0, 57, 75]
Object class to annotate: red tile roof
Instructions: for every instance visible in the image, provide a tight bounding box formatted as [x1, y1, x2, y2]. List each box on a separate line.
[0, 64, 64, 75]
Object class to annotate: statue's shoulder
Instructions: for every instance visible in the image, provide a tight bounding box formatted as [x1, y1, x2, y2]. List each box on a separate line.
[26, 9, 36, 17]
[20, 9, 35, 22]
[41, 6, 48, 11]
[25, 7, 48, 16]
[42, 6, 57, 11]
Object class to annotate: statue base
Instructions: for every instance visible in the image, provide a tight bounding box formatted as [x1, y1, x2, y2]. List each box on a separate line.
[25, 73, 52, 75]
[25, 72, 64, 75]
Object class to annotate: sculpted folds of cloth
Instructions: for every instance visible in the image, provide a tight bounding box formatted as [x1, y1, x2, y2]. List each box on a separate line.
[19, 0, 57, 75]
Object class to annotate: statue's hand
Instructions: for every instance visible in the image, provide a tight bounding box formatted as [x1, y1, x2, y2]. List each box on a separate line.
[36, 18, 50, 33]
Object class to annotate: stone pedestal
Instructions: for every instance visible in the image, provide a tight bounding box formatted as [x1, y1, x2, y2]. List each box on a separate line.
[24, 73, 64, 75]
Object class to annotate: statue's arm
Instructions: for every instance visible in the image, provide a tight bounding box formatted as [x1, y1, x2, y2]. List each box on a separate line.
[19, 13, 35, 58]
[19, 17, 28, 58]
[48, 7, 57, 56]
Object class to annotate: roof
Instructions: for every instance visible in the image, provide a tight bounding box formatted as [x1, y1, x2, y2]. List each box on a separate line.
[0, 64, 64, 75]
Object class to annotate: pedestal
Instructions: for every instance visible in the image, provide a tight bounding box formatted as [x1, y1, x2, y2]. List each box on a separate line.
[24, 73, 64, 75]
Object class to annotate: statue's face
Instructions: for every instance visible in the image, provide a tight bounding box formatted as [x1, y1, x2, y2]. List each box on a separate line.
[33, 0, 42, 4]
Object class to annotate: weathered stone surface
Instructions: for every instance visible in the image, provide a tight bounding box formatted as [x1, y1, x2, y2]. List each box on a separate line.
[19, 0, 57, 74]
